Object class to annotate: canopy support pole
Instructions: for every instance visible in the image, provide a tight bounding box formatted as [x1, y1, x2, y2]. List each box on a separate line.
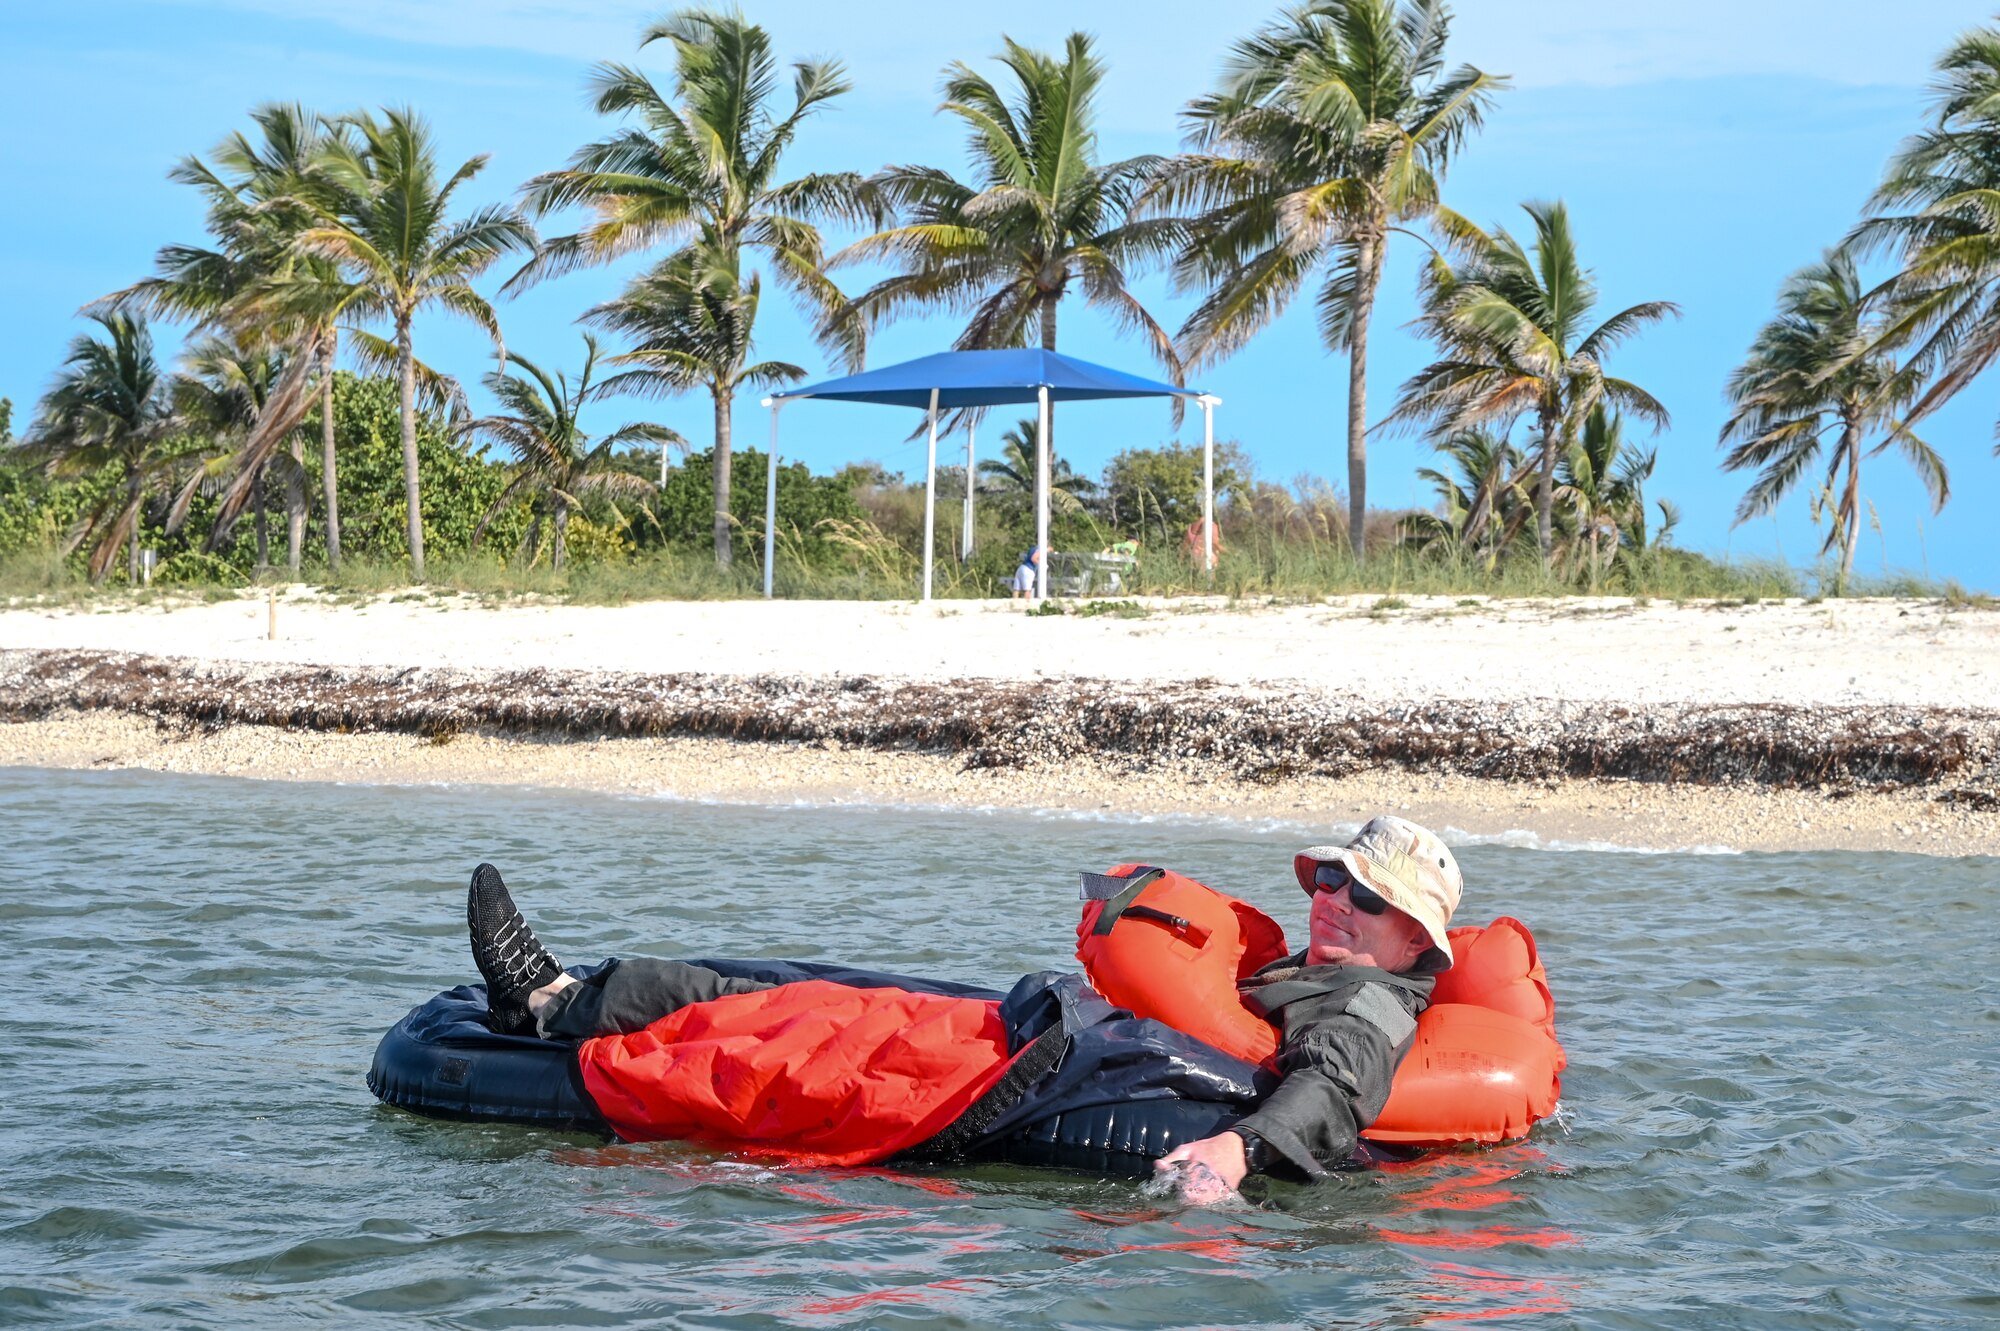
[1201, 396, 1216, 574]
[921, 387, 939, 603]
[1035, 385, 1050, 600]
[961, 419, 976, 561]
[763, 402, 781, 599]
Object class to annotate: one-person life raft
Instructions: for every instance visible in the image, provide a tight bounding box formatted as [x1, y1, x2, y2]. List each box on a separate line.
[1077, 865, 1566, 1146]
[369, 865, 1564, 1173]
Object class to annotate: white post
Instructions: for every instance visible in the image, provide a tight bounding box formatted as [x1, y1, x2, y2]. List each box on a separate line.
[961, 418, 976, 561]
[1035, 385, 1051, 599]
[922, 387, 939, 603]
[763, 401, 780, 599]
[1201, 396, 1216, 574]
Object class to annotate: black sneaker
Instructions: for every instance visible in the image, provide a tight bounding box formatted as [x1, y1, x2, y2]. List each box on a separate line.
[467, 863, 564, 1036]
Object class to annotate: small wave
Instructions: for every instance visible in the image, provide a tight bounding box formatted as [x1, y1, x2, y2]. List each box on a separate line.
[621, 789, 1748, 854]
[1435, 825, 1747, 856]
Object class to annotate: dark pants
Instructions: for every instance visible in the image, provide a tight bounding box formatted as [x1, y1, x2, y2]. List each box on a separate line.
[540, 958, 776, 1040]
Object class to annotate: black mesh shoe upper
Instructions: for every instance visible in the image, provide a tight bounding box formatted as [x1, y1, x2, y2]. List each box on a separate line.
[467, 863, 564, 1036]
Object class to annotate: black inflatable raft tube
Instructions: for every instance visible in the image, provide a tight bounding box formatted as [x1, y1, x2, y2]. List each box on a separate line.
[367, 958, 1260, 1177]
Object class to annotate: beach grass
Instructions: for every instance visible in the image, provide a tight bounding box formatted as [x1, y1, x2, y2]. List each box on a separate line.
[0, 542, 1978, 611]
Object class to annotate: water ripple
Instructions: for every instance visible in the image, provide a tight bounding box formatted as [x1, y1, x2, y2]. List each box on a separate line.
[1, 765, 1995, 1328]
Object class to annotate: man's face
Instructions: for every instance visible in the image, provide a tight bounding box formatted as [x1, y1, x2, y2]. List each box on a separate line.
[1306, 870, 1428, 970]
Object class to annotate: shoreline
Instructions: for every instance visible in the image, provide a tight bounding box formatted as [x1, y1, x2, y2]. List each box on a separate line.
[4, 592, 1995, 857]
[6, 691, 1995, 858]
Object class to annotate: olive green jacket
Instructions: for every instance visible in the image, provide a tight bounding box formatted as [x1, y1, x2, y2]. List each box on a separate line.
[1230, 955, 1435, 1177]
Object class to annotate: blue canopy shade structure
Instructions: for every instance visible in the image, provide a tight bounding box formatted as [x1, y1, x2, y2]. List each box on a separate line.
[760, 350, 1221, 600]
[771, 348, 1204, 410]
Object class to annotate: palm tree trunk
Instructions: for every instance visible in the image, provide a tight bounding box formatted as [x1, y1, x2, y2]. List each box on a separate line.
[127, 470, 141, 586]
[287, 431, 305, 577]
[397, 315, 426, 581]
[1040, 293, 1059, 500]
[1346, 234, 1384, 563]
[1536, 410, 1559, 571]
[254, 467, 270, 569]
[321, 354, 342, 573]
[1837, 413, 1862, 594]
[712, 382, 734, 568]
[553, 496, 569, 572]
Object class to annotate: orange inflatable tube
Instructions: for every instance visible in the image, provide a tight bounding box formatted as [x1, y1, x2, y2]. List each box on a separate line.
[1077, 864, 1289, 1065]
[1075, 867, 1564, 1147]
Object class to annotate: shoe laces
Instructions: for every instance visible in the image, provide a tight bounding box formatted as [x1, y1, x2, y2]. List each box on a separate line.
[489, 913, 551, 986]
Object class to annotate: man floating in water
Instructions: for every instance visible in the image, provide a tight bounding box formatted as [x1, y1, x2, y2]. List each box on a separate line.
[466, 816, 1462, 1203]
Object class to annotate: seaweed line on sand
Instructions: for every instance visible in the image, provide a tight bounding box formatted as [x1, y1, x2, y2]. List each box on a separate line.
[2, 648, 1997, 806]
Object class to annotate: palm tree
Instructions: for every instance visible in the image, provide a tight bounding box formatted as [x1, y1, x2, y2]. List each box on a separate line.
[1853, 24, 2000, 443]
[1558, 405, 1660, 583]
[459, 335, 681, 570]
[832, 34, 1182, 379]
[109, 103, 349, 573]
[1404, 427, 1523, 567]
[1720, 251, 1944, 592]
[1148, 0, 1505, 559]
[296, 107, 536, 580]
[977, 418, 1098, 514]
[513, 8, 868, 567]
[26, 312, 185, 583]
[584, 246, 806, 561]
[1387, 200, 1678, 567]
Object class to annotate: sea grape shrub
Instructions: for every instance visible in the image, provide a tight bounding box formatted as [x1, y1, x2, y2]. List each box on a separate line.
[650, 447, 864, 564]
[316, 373, 527, 567]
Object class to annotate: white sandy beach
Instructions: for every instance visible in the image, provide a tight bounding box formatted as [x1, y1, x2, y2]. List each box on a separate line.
[1, 591, 1994, 707]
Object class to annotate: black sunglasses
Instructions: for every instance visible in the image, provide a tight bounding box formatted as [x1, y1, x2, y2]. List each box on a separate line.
[1312, 863, 1391, 915]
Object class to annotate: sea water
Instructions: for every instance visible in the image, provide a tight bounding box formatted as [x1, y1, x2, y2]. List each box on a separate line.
[0, 765, 1995, 1329]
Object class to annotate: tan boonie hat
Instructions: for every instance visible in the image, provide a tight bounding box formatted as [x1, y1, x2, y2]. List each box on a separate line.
[1293, 815, 1462, 972]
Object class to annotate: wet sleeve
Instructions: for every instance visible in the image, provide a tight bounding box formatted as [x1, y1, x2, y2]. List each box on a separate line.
[1231, 985, 1418, 1178]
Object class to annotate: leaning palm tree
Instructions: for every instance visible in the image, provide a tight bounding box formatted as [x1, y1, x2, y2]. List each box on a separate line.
[295, 107, 536, 580]
[832, 33, 1182, 380]
[513, 8, 869, 567]
[1149, 0, 1505, 559]
[585, 246, 806, 559]
[1852, 23, 2000, 444]
[1387, 200, 1678, 567]
[25, 312, 186, 583]
[108, 103, 349, 572]
[1720, 251, 1944, 593]
[459, 335, 681, 570]
[171, 334, 300, 567]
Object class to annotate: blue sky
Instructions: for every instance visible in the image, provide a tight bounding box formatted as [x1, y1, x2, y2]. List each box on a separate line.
[5, 1, 1997, 588]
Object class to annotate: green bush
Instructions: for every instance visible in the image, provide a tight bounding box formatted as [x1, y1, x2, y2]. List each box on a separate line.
[1101, 441, 1248, 541]
[654, 446, 865, 563]
[154, 551, 248, 587]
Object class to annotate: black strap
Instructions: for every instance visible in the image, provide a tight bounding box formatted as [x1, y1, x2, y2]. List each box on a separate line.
[896, 1023, 1071, 1163]
[1084, 867, 1165, 937]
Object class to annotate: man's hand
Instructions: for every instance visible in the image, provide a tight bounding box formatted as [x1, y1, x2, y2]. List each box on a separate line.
[1154, 1131, 1249, 1204]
